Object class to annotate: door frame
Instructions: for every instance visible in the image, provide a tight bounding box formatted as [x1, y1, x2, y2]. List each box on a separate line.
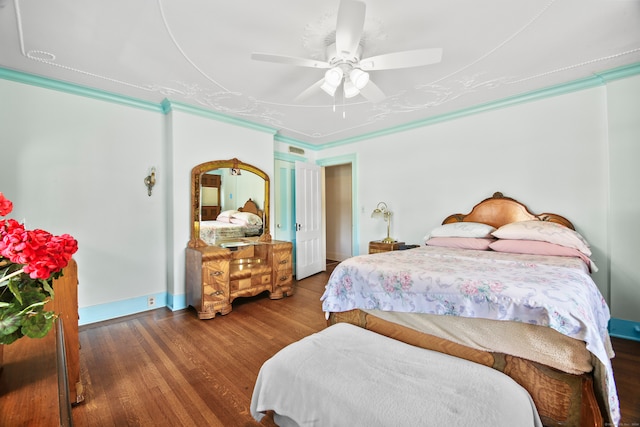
[317, 154, 360, 256]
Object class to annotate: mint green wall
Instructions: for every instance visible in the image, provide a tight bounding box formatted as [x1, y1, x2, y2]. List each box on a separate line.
[313, 87, 611, 299]
[608, 74, 640, 326]
[0, 72, 276, 325]
[0, 77, 167, 322]
[2, 65, 640, 329]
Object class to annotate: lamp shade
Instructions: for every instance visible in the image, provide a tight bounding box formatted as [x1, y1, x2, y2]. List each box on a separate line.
[371, 201, 388, 217]
[344, 79, 360, 98]
[325, 67, 344, 85]
[371, 208, 384, 218]
[349, 69, 370, 90]
[320, 81, 338, 96]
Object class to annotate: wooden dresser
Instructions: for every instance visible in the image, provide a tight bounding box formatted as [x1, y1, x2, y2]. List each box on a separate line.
[186, 241, 293, 319]
[0, 259, 82, 426]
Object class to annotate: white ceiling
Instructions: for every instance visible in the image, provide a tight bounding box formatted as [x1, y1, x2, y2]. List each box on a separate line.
[1, 0, 639, 146]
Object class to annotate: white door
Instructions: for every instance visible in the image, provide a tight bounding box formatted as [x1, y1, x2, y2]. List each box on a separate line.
[295, 161, 325, 280]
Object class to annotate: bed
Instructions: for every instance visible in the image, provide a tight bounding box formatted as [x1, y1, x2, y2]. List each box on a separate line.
[321, 192, 619, 427]
[199, 198, 264, 245]
[251, 323, 543, 427]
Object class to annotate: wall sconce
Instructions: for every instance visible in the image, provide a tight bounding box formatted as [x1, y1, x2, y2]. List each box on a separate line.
[371, 202, 395, 243]
[144, 167, 156, 196]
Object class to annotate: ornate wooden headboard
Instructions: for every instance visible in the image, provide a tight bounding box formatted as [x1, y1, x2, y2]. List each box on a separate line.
[442, 192, 575, 230]
[238, 198, 264, 220]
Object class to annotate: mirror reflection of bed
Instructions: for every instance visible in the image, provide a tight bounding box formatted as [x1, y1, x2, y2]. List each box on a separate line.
[200, 198, 264, 246]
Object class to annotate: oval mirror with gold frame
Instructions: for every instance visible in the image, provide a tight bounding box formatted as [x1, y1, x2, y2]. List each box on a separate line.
[188, 158, 271, 248]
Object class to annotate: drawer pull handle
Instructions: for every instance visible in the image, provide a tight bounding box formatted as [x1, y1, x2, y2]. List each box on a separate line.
[210, 271, 223, 276]
[279, 276, 289, 281]
[210, 290, 223, 296]
[279, 260, 288, 265]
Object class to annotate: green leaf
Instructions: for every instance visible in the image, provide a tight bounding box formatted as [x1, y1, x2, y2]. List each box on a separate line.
[22, 312, 54, 339]
[42, 280, 55, 299]
[7, 278, 22, 304]
[0, 311, 22, 336]
[0, 329, 22, 345]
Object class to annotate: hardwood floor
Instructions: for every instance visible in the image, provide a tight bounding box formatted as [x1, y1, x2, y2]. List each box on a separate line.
[72, 266, 640, 426]
[610, 336, 640, 425]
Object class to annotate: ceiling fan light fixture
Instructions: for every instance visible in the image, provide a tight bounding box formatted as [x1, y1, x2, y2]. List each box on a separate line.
[321, 67, 344, 96]
[343, 79, 360, 98]
[251, 0, 442, 105]
[349, 68, 369, 89]
[321, 80, 339, 96]
[324, 67, 344, 86]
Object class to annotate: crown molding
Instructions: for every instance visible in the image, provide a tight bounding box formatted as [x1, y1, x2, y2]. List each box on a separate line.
[315, 62, 640, 150]
[0, 67, 163, 113]
[2, 62, 640, 151]
[162, 99, 277, 135]
[0, 67, 278, 135]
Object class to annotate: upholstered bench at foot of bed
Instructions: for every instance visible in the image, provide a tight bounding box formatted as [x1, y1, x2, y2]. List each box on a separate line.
[250, 323, 543, 427]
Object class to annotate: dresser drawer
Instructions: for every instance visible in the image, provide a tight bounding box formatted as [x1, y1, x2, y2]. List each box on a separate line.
[273, 253, 292, 287]
[273, 250, 292, 271]
[274, 270, 292, 286]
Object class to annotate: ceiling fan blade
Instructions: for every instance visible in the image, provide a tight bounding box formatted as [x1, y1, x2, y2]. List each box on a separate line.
[251, 53, 330, 69]
[359, 48, 443, 70]
[359, 79, 386, 103]
[294, 78, 325, 103]
[335, 0, 366, 57]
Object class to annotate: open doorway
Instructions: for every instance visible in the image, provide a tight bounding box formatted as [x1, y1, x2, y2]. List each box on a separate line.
[325, 163, 353, 265]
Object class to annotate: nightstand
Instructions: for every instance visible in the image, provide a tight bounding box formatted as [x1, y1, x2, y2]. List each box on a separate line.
[369, 241, 406, 254]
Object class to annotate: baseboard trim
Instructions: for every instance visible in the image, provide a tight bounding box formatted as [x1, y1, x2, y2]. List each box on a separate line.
[168, 293, 187, 311]
[79, 292, 175, 325]
[609, 317, 640, 342]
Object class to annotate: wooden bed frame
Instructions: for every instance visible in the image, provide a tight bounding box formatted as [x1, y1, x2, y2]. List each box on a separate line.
[237, 198, 264, 220]
[328, 192, 607, 427]
[236, 198, 264, 237]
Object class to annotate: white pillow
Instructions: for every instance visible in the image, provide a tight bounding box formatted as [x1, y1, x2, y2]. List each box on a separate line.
[491, 220, 591, 256]
[231, 211, 262, 225]
[426, 222, 496, 240]
[217, 209, 238, 218]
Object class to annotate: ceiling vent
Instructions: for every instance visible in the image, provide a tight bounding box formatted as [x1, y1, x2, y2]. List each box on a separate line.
[289, 146, 305, 155]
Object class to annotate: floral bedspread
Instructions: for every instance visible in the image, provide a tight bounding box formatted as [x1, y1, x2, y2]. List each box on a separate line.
[321, 246, 620, 425]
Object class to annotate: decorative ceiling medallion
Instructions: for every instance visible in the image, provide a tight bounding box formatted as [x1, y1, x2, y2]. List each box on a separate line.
[149, 81, 285, 119]
[26, 50, 56, 62]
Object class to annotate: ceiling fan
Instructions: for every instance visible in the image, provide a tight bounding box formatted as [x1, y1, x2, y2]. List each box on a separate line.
[251, 0, 443, 103]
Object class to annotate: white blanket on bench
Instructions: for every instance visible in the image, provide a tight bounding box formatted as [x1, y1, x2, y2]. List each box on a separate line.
[251, 323, 542, 427]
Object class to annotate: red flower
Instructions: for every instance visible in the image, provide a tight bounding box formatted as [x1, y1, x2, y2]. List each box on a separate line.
[0, 219, 28, 262]
[0, 204, 78, 279]
[0, 191, 78, 344]
[0, 192, 13, 216]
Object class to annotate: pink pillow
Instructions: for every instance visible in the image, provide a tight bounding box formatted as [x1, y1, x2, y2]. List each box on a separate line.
[489, 239, 594, 269]
[425, 237, 495, 251]
[491, 220, 591, 256]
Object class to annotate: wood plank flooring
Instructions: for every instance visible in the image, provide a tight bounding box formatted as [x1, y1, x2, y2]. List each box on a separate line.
[71, 265, 640, 426]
